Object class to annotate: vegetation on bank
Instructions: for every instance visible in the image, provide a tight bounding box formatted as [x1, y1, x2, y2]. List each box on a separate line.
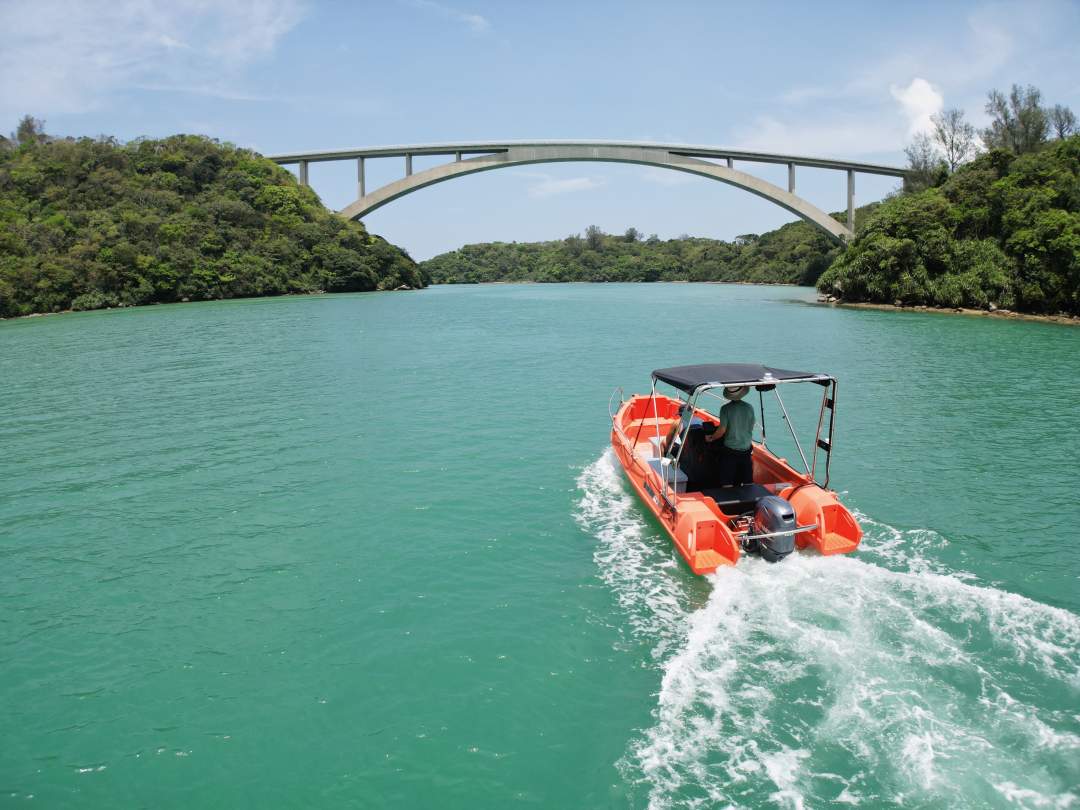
[818, 138, 1080, 313]
[0, 118, 426, 318]
[429, 83, 1078, 318]
[819, 85, 1079, 314]
[422, 217, 849, 286]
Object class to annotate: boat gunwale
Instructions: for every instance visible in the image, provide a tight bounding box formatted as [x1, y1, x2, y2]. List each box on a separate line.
[609, 389, 860, 573]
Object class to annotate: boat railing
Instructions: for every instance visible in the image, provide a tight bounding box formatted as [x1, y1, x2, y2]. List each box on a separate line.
[772, 387, 811, 475]
[608, 386, 624, 424]
[738, 523, 818, 542]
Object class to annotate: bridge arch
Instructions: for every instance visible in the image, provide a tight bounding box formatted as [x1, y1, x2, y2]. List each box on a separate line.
[270, 142, 908, 245]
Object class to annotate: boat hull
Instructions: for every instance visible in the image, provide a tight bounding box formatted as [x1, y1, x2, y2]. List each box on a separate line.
[611, 394, 861, 574]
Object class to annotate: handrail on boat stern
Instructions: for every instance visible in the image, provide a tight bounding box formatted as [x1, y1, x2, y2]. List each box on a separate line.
[608, 386, 624, 424]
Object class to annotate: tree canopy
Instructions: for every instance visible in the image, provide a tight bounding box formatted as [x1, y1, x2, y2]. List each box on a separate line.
[983, 85, 1051, 155]
[0, 128, 426, 318]
[818, 136, 1080, 314]
[421, 215, 852, 286]
[903, 84, 1075, 185]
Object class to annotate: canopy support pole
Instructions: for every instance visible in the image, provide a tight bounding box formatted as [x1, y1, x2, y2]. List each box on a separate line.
[650, 382, 668, 493]
[758, 388, 768, 450]
[811, 386, 827, 479]
[631, 382, 655, 446]
[773, 387, 811, 475]
[671, 390, 700, 476]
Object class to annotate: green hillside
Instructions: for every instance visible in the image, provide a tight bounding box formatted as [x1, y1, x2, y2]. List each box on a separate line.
[818, 136, 1080, 314]
[0, 131, 427, 318]
[421, 215, 853, 286]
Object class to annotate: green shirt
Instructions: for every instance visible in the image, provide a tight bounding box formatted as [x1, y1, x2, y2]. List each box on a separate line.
[719, 400, 755, 451]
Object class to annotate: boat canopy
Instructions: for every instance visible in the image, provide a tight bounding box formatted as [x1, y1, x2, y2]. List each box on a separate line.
[651, 363, 830, 394]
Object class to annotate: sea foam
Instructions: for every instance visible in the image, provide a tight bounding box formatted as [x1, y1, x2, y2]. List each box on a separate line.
[575, 451, 1080, 809]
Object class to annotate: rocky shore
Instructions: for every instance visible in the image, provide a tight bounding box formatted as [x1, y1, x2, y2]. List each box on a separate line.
[816, 295, 1080, 326]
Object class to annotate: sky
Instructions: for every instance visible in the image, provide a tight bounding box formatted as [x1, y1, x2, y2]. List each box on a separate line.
[2, 0, 1078, 260]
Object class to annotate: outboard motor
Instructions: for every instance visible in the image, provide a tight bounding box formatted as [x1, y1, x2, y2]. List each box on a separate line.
[745, 495, 797, 562]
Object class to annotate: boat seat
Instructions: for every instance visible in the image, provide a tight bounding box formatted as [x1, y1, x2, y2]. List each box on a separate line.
[700, 483, 773, 515]
[645, 458, 687, 493]
[645, 416, 706, 458]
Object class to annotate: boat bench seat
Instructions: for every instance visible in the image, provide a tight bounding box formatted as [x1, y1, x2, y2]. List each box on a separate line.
[645, 458, 688, 493]
[644, 417, 709, 457]
[625, 418, 679, 434]
[700, 483, 773, 515]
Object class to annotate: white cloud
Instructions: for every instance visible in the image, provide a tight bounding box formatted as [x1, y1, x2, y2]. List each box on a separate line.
[404, 0, 490, 32]
[890, 78, 943, 137]
[960, 6, 1016, 80]
[766, 0, 1080, 156]
[0, 0, 305, 122]
[518, 172, 605, 199]
[778, 6, 1024, 109]
[732, 114, 907, 159]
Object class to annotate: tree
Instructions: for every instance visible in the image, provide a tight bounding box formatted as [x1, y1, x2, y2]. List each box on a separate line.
[11, 114, 48, 147]
[0, 132, 426, 317]
[982, 85, 1048, 154]
[820, 136, 1080, 314]
[931, 108, 977, 171]
[584, 224, 604, 250]
[1048, 104, 1077, 139]
[903, 132, 945, 192]
[623, 226, 641, 242]
[422, 219, 843, 287]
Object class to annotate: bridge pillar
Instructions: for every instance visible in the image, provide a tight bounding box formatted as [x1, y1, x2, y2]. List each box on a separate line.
[788, 162, 795, 193]
[298, 160, 309, 186]
[455, 151, 462, 162]
[357, 158, 365, 198]
[847, 169, 855, 232]
[405, 154, 413, 177]
[726, 157, 733, 169]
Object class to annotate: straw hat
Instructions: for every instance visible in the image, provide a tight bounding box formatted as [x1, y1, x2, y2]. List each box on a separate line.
[723, 386, 749, 401]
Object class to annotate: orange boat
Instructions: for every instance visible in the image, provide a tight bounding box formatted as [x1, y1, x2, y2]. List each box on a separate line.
[609, 363, 862, 574]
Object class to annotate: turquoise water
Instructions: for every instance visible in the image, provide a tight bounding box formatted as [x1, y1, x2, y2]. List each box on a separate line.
[2, 284, 1078, 808]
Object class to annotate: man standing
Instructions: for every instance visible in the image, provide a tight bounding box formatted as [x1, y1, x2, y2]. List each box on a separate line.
[705, 386, 755, 486]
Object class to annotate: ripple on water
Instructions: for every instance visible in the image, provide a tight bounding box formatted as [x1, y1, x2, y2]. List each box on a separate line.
[575, 451, 1080, 810]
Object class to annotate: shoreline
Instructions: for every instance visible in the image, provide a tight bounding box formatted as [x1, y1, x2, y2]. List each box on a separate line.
[7, 283, 1077, 327]
[436, 279, 804, 287]
[0, 287, 420, 322]
[4, 280, 800, 319]
[823, 299, 1080, 326]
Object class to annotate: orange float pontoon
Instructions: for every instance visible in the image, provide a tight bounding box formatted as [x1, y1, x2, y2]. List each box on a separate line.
[609, 363, 862, 574]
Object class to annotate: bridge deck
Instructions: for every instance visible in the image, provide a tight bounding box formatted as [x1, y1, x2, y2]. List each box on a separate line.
[268, 140, 906, 177]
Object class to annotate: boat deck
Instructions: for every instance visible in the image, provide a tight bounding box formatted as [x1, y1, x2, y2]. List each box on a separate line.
[611, 392, 862, 572]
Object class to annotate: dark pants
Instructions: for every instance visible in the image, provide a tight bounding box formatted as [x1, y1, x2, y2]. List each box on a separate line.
[717, 445, 753, 487]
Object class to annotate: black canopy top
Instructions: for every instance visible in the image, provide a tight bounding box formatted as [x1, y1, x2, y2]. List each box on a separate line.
[652, 363, 829, 394]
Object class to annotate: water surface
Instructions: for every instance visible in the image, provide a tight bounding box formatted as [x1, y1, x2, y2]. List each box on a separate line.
[2, 284, 1078, 807]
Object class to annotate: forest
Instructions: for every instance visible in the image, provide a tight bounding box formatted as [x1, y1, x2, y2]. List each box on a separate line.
[429, 84, 1079, 316]
[0, 120, 427, 318]
[4, 82, 1076, 319]
[818, 84, 1078, 314]
[422, 218, 846, 287]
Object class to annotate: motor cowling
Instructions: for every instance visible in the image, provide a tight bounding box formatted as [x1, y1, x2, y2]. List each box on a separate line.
[748, 495, 797, 562]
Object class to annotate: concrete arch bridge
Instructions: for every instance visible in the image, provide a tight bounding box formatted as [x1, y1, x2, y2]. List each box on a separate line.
[268, 141, 907, 244]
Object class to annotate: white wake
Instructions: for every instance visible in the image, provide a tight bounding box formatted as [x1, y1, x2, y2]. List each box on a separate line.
[575, 451, 1080, 809]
